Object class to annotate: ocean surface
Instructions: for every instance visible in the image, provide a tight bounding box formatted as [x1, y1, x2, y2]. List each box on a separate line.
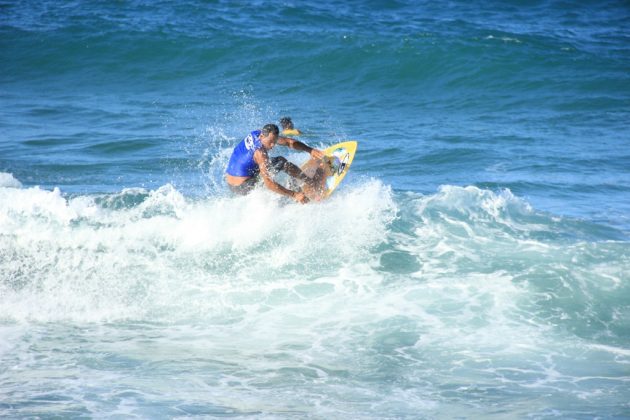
[1, 0, 630, 418]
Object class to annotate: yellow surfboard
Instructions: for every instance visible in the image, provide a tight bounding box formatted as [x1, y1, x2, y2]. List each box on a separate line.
[281, 129, 302, 137]
[281, 129, 319, 138]
[300, 141, 358, 201]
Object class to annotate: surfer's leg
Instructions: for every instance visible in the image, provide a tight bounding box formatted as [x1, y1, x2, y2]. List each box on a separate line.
[269, 156, 325, 200]
[270, 156, 315, 186]
[300, 169, 327, 200]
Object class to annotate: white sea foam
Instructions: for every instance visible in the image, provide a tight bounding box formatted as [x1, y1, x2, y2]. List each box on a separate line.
[2, 182, 627, 344]
[0, 179, 396, 323]
[0, 172, 22, 188]
[2, 182, 629, 418]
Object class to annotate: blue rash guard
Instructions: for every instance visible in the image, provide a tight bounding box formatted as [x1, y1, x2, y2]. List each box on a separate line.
[226, 130, 263, 177]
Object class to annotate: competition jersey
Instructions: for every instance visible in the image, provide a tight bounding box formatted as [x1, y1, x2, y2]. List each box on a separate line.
[226, 130, 263, 177]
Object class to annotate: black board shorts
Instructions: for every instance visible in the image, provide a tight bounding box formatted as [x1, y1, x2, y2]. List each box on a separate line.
[228, 176, 259, 195]
[228, 156, 288, 196]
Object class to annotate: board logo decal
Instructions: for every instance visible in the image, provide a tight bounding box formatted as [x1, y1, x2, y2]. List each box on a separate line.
[338, 152, 350, 175]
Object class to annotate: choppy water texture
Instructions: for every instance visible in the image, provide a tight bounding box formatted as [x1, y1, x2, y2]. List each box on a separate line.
[1, 1, 630, 418]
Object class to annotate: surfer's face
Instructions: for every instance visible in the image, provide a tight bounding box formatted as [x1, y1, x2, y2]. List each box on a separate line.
[261, 133, 278, 150]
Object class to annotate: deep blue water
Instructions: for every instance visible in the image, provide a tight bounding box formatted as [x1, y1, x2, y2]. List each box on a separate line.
[1, 1, 630, 418]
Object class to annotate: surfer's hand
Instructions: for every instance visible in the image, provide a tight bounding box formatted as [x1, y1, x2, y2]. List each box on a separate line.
[293, 191, 309, 204]
[310, 148, 324, 160]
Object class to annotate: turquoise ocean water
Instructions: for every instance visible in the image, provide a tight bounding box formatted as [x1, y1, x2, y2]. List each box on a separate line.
[1, 1, 630, 418]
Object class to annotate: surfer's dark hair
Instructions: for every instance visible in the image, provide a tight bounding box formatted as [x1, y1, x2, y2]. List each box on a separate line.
[262, 123, 279, 136]
[279, 117, 294, 129]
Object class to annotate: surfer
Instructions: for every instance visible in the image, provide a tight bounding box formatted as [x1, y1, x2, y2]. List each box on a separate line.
[225, 123, 324, 203]
[280, 116, 302, 137]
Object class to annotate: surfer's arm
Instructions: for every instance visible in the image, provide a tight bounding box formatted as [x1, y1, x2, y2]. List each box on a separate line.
[278, 137, 324, 159]
[254, 150, 308, 203]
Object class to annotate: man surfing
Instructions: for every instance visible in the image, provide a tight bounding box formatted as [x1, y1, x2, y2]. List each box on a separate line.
[279, 116, 302, 137]
[225, 123, 324, 204]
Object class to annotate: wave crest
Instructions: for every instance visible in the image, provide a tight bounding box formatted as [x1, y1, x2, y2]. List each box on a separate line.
[0, 179, 395, 323]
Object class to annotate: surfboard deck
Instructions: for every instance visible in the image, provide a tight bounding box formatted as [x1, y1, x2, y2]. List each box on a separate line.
[300, 141, 357, 201]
